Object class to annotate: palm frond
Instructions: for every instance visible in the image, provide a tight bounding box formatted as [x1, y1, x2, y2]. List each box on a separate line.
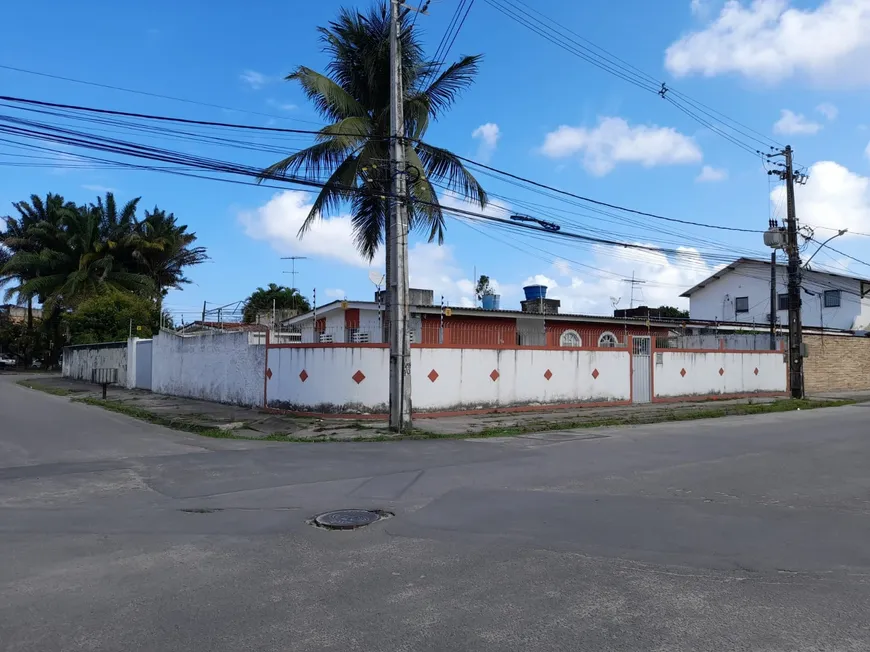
[287, 66, 368, 121]
[415, 142, 488, 207]
[421, 55, 482, 118]
[297, 154, 361, 237]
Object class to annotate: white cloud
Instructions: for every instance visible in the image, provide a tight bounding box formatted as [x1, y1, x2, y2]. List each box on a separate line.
[816, 102, 839, 120]
[690, 0, 708, 15]
[696, 165, 728, 182]
[770, 160, 870, 235]
[267, 98, 297, 111]
[81, 184, 116, 193]
[471, 123, 501, 162]
[665, 0, 870, 85]
[865, 140, 870, 159]
[540, 117, 702, 176]
[324, 288, 347, 300]
[238, 190, 368, 267]
[240, 69, 270, 89]
[773, 109, 822, 135]
[517, 246, 714, 314]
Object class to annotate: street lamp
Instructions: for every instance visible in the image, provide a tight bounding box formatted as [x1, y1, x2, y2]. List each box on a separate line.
[804, 229, 848, 269]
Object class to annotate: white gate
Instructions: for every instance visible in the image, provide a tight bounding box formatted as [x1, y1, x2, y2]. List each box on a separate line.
[632, 336, 651, 403]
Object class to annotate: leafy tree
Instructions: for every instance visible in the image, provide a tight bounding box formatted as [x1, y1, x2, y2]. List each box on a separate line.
[65, 289, 159, 345]
[1, 191, 208, 363]
[657, 305, 690, 319]
[261, 2, 487, 273]
[475, 275, 494, 302]
[242, 283, 311, 323]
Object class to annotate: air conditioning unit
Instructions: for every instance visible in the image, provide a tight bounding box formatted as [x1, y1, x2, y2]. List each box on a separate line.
[351, 331, 370, 343]
[319, 333, 334, 343]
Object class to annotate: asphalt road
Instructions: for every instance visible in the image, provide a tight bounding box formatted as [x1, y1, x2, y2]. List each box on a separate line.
[2, 373, 870, 651]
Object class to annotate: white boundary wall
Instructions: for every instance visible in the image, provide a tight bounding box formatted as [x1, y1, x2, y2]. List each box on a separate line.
[653, 351, 786, 399]
[413, 348, 630, 410]
[265, 346, 630, 413]
[267, 347, 389, 413]
[62, 342, 128, 386]
[152, 331, 265, 407]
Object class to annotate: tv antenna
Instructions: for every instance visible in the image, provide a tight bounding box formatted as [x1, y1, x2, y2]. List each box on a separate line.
[281, 256, 307, 312]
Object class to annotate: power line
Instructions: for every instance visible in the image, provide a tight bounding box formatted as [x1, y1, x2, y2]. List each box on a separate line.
[0, 64, 324, 126]
[0, 94, 766, 239]
[482, 0, 781, 157]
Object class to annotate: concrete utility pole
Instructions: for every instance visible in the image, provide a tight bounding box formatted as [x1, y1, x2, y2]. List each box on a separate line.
[768, 145, 807, 398]
[769, 249, 777, 352]
[388, 0, 412, 431]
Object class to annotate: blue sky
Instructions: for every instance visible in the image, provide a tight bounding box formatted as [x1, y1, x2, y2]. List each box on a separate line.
[2, 0, 870, 322]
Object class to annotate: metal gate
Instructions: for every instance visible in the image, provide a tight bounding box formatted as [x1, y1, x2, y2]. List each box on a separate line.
[632, 336, 651, 403]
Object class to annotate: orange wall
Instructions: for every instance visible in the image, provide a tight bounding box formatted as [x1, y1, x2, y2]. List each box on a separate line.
[421, 314, 668, 348]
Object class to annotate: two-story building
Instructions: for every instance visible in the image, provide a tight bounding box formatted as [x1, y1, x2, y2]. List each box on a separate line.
[681, 257, 870, 331]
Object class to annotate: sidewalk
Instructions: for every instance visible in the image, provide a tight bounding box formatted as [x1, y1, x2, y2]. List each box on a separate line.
[12, 373, 866, 441]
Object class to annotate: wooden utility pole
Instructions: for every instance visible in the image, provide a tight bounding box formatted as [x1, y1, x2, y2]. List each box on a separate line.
[388, 0, 412, 431]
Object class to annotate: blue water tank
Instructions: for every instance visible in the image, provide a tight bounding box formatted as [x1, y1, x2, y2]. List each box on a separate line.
[481, 294, 500, 310]
[523, 285, 547, 301]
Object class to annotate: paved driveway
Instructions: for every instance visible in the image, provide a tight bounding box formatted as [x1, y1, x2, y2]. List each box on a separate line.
[2, 373, 869, 651]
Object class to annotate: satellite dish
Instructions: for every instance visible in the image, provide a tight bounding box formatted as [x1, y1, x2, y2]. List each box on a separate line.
[368, 270, 385, 286]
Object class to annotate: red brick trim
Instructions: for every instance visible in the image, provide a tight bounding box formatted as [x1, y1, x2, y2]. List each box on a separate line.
[263, 399, 634, 420]
[651, 392, 786, 403]
[266, 342, 389, 349]
[654, 348, 784, 355]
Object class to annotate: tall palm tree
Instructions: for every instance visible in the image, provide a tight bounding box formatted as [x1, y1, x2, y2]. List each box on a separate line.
[0, 194, 75, 331]
[261, 2, 487, 264]
[131, 206, 209, 312]
[3, 206, 151, 310]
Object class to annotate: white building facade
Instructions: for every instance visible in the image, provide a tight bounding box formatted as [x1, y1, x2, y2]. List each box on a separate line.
[682, 258, 870, 331]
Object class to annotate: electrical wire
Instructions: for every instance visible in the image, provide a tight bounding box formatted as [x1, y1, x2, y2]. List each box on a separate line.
[482, 0, 781, 157]
[0, 64, 324, 126]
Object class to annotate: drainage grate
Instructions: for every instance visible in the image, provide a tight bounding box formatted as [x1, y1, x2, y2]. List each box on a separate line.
[311, 509, 391, 530]
[179, 508, 222, 514]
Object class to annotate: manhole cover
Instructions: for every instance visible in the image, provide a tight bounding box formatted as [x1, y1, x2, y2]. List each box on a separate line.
[313, 509, 387, 530]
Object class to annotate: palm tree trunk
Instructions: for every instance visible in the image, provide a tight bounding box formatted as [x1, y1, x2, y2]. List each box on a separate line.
[26, 297, 33, 366]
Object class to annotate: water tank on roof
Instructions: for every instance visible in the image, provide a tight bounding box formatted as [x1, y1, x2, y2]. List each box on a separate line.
[481, 294, 500, 310]
[523, 285, 547, 301]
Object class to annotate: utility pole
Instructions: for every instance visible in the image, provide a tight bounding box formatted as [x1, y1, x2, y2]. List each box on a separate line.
[388, 0, 412, 431]
[767, 145, 807, 398]
[769, 249, 777, 352]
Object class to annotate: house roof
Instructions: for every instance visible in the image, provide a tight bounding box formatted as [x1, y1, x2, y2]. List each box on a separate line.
[179, 321, 267, 333]
[282, 300, 680, 329]
[680, 257, 870, 298]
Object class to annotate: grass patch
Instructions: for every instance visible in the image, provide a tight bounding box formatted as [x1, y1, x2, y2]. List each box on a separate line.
[16, 380, 74, 397]
[457, 398, 854, 439]
[70, 395, 853, 443]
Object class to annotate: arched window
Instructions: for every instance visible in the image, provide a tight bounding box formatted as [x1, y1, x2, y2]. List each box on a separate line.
[598, 331, 618, 348]
[559, 330, 582, 347]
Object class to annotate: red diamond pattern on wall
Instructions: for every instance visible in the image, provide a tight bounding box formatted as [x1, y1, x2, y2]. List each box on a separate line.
[591, 368, 600, 380]
[490, 369, 500, 382]
[352, 370, 366, 384]
[543, 369, 553, 381]
[265, 368, 273, 380]
[428, 369, 439, 383]
[719, 368, 725, 376]
[299, 370, 308, 382]
[754, 367, 759, 376]
[680, 368, 687, 377]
